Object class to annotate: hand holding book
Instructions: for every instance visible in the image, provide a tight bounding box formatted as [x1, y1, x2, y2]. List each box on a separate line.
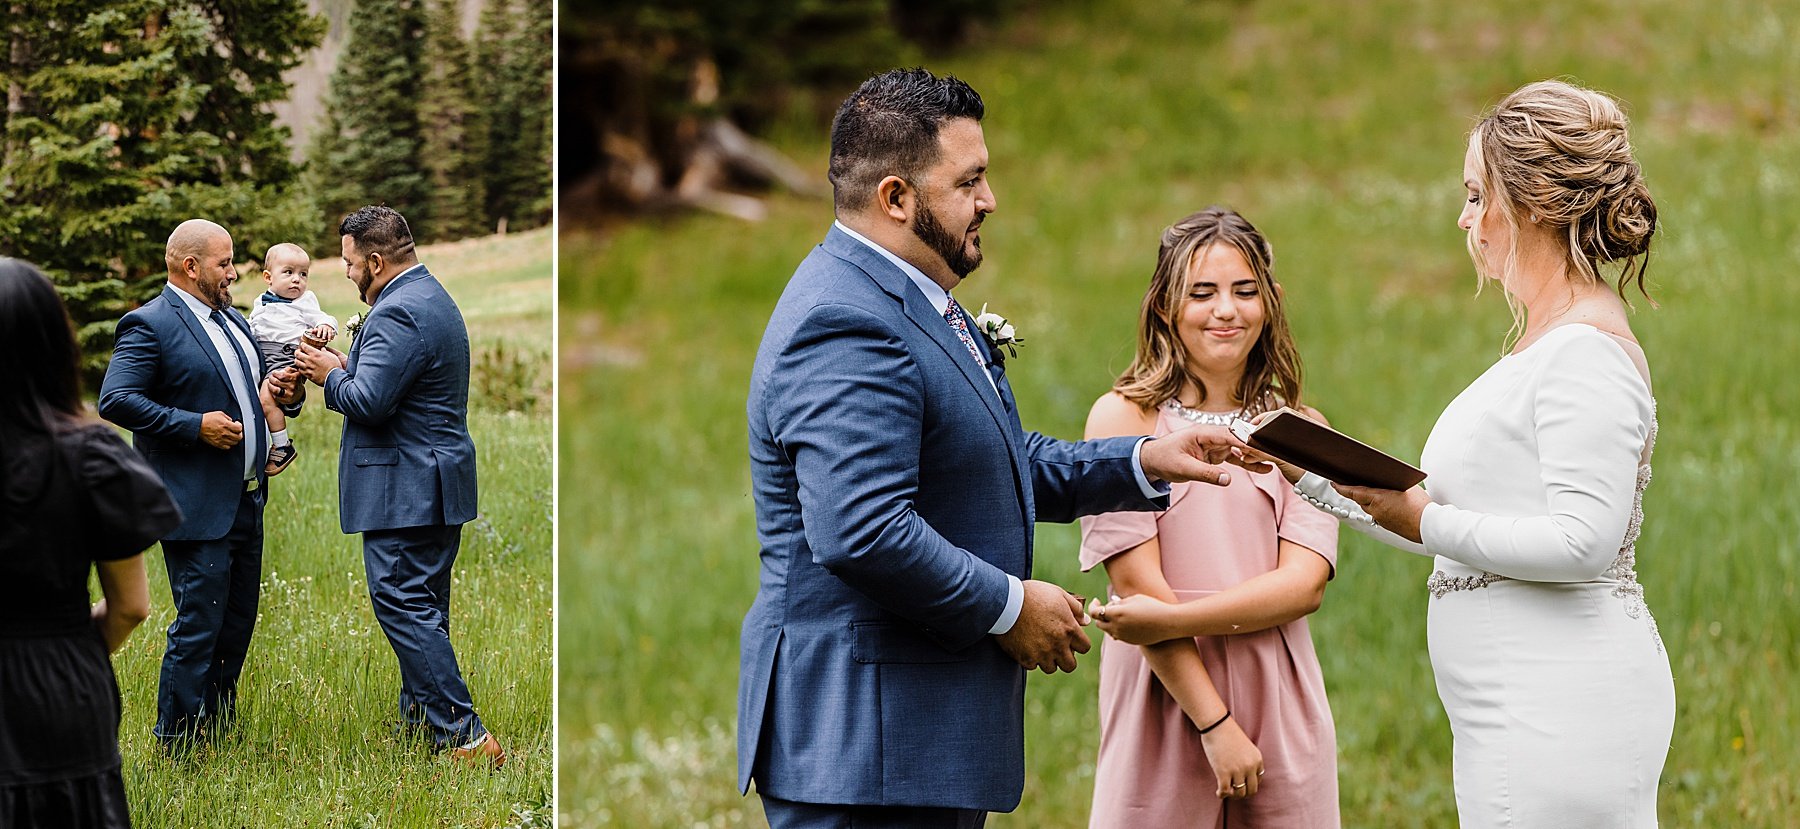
[1229, 407, 1426, 491]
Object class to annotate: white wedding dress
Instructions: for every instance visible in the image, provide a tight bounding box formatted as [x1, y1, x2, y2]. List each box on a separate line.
[1301, 323, 1674, 827]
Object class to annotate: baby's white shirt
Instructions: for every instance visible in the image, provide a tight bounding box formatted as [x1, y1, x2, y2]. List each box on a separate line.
[249, 290, 339, 345]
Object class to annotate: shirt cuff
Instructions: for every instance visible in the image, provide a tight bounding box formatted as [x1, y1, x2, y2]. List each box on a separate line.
[987, 575, 1025, 635]
[1131, 436, 1171, 500]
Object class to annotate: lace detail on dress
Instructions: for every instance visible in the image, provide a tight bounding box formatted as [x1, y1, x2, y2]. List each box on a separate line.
[1604, 401, 1664, 652]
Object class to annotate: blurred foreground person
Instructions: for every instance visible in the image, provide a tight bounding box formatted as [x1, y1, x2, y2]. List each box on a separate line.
[0, 258, 179, 827]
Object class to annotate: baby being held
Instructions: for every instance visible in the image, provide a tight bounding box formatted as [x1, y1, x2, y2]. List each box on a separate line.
[249, 243, 337, 475]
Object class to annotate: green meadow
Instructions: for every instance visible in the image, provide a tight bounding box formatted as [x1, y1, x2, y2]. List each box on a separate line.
[559, 1, 1799, 825]
[111, 227, 554, 828]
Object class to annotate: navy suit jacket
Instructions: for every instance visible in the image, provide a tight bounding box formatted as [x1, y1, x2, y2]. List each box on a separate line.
[99, 284, 287, 541]
[737, 226, 1166, 811]
[324, 265, 478, 533]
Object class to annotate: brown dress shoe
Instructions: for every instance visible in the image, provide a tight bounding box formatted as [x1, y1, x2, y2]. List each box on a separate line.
[450, 732, 505, 769]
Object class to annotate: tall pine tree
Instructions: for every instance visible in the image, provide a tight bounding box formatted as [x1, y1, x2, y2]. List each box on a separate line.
[472, 0, 548, 234]
[504, 0, 550, 229]
[0, 0, 324, 381]
[471, 0, 516, 233]
[417, 0, 484, 241]
[306, 0, 430, 245]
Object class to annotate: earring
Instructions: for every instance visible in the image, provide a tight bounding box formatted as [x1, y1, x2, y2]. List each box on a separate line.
[1529, 214, 1539, 223]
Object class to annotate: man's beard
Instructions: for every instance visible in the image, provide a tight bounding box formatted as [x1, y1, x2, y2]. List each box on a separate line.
[912, 196, 982, 278]
[353, 265, 374, 304]
[201, 277, 233, 310]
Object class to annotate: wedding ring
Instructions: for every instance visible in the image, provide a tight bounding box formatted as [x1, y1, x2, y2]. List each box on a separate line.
[1232, 782, 1246, 789]
[1094, 605, 1108, 621]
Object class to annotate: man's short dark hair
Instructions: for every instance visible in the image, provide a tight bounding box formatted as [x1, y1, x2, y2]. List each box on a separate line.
[339, 205, 416, 262]
[828, 68, 985, 212]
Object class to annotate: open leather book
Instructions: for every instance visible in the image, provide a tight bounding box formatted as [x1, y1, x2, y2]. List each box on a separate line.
[1230, 407, 1427, 490]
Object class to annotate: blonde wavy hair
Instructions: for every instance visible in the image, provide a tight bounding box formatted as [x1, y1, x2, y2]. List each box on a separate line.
[1114, 207, 1302, 416]
[1466, 79, 1659, 346]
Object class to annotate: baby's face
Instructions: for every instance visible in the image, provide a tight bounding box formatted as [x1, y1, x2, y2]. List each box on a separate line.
[264, 251, 311, 300]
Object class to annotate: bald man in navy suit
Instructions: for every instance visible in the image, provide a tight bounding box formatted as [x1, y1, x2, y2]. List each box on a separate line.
[100, 219, 305, 746]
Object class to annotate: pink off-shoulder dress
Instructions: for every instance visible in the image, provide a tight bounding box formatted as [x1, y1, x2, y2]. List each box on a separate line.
[1080, 406, 1341, 829]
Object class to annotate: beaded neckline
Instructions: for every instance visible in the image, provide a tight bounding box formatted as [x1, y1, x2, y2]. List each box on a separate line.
[1163, 399, 1243, 427]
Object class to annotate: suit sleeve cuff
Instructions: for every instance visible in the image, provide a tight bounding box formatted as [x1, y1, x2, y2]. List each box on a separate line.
[1131, 436, 1171, 500]
[987, 575, 1025, 635]
[178, 409, 205, 446]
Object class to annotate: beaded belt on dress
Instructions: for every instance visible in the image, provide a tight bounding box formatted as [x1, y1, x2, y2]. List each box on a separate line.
[1425, 570, 1509, 598]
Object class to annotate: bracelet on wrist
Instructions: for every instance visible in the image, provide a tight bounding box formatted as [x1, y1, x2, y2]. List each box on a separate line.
[1197, 709, 1231, 735]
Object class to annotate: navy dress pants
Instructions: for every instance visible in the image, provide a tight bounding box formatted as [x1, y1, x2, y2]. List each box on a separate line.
[155, 486, 263, 742]
[363, 523, 484, 748]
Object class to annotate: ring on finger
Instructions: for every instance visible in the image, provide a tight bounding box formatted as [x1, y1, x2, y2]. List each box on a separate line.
[1232, 782, 1246, 789]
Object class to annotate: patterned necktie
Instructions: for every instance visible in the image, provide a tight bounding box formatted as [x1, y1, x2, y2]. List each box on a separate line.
[944, 295, 986, 368]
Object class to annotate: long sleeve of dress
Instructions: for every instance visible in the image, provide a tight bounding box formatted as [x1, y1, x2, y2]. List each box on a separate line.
[1419, 331, 1652, 582]
[1294, 472, 1430, 556]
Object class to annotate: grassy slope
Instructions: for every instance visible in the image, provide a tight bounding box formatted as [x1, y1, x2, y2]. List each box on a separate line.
[559, 2, 1800, 825]
[114, 227, 554, 828]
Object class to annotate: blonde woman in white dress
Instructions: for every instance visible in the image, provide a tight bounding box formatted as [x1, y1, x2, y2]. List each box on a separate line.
[1280, 80, 1673, 826]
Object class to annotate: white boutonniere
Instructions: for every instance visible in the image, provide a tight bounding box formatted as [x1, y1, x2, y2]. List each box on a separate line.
[974, 304, 1023, 358]
[345, 312, 365, 341]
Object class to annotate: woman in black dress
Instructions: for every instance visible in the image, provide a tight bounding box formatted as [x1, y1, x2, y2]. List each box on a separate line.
[0, 259, 180, 827]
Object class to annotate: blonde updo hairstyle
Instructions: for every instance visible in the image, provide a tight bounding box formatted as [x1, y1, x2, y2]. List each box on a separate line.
[1466, 80, 1658, 338]
[1113, 207, 1302, 418]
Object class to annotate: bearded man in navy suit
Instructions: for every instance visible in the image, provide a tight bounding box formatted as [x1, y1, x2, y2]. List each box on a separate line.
[294, 206, 501, 766]
[738, 68, 1262, 827]
[99, 219, 306, 746]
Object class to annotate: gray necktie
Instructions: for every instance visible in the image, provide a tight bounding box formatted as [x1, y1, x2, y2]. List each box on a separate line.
[209, 309, 266, 476]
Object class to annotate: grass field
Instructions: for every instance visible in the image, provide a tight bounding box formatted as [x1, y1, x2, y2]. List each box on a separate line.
[109, 226, 554, 828]
[558, 2, 1800, 826]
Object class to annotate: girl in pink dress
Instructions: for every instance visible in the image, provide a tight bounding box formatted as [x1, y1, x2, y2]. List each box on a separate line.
[1081, 207, 1340, 828]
